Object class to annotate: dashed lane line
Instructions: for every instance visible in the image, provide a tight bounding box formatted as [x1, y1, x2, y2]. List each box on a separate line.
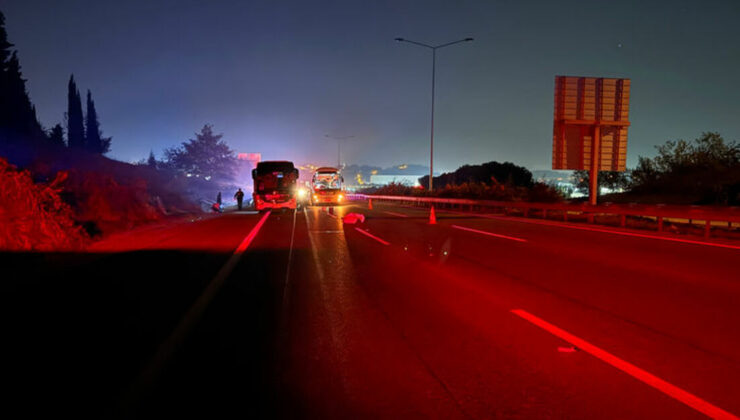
[398, 205, 740, 251]
[451, 224, 527, 243]
[354, 228, 391, 246]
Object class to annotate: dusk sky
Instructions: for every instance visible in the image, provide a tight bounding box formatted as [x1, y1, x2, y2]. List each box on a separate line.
[4, 0, 739, 172]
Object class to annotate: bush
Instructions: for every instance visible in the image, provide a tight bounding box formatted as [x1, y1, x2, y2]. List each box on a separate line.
[0, 158, 88, 250]
[630, 132, 740, 204]
[362, 181, 563, 202]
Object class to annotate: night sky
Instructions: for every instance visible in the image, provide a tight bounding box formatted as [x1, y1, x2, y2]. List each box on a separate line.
[4, 0, 740, 172]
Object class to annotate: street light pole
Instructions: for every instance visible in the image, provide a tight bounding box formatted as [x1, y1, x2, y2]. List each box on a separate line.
[395, 37, 473, 191]
[325, 134, 354, 168]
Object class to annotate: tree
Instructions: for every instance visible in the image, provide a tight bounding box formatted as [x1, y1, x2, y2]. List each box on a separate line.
[66, 75, 85, 149]
[0, 11, 12, 135]
[420, 161, 534, 189]
[0, 11, 12, 68]
[84, 89, 110, 154]
[147, 150, 157, 169]
[630, 132, 740, 204]
[165, 124, 237, 181]
[48, 123, 65, 146]
[0, 12, 47, 147]
[0, 51, 45, 141]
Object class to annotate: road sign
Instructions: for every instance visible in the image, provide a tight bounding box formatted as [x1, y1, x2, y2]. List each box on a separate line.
[552, 76, 630, 171]
[552, 76, 631, 204]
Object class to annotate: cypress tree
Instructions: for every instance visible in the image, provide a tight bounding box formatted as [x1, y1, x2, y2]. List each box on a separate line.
[0, 11, 12, 67]
[84, 89, 110, 154]
[3, 51, 44, 140]
[66, 74, 85, 149]
[147, 150, 157, 168]
[0, 11, 11, 139]
[48, 123, 65, 146]
[0, 11, 44, 144]
[85, 90, 100, 152]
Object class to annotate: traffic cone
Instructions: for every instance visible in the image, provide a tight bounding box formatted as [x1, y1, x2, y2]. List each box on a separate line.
[368, 198, 373, 210]
[429, 205, 437, 225]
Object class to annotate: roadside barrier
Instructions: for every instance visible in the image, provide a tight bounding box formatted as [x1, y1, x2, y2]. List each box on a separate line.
[348, 194, 740, 239]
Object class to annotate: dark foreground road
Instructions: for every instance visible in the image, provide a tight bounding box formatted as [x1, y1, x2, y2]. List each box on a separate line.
[4, 201, 739, 419]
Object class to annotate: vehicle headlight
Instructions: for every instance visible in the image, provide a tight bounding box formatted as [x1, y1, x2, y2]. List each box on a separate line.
[297, 188, 307, 198]
[338, 194, 344, 201]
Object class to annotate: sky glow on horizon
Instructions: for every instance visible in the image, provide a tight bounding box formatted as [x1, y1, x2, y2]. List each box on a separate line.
[4, 0, 740, 172]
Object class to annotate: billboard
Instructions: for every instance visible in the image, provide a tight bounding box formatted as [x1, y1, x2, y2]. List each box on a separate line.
[552, 76, 630, 171]
[237, 152, 261, 163]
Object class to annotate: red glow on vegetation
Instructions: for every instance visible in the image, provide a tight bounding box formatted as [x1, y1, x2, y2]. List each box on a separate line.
[0, 158, 87, 250]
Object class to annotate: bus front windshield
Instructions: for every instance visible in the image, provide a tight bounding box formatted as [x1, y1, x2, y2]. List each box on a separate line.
[313, 173, 341, 190]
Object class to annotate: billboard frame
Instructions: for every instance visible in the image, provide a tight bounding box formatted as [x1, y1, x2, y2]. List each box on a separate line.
[553, 76, 631, 205]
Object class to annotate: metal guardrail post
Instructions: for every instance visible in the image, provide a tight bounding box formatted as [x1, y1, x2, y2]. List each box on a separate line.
[357, 194, 739, 239]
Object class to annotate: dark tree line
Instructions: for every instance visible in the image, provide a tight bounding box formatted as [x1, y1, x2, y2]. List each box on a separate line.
[0, 11, 45, 144]
[66, 75, 111, 153]
[419, 161, 534, 189]
[0, 10, 110, 155]
[630, 132, 739, 204]
[574, 132, 739, 204]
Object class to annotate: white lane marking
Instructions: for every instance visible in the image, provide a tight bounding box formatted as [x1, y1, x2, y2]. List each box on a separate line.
[451, 224, 527, 243]
[304, 208, 325, 281]
[354, 228, 390, 245]
[323, 208, 338, 218]
[303, 206, 353, 396]
[435, 208, 740, 251]
[281, 208, 298, 315]
[122, 210, 272, 407]
[511, 309, 739, 420]
[384, 211, 409, 218]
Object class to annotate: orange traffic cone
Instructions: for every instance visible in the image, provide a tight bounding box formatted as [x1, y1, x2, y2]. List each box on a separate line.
[429, 205, 437, 225]
[368, 198, 373, 210]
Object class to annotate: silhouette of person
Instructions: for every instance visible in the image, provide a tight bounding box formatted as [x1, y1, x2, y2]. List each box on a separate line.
[234, 188, 245, 210]
[216, 191, 222, 206]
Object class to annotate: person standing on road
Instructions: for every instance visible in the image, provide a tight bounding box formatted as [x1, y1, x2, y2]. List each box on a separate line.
[216, 191, 222, 206]
[234, 188, 245, 210]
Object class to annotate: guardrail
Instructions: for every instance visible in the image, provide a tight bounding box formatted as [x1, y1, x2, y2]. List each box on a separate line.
[349, 194, 740, 239]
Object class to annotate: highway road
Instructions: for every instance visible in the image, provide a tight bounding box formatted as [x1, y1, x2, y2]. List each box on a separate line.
[4, 200, 740, 419]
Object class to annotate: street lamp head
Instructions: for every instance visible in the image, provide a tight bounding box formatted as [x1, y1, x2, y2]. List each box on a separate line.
[464, 37, 474, 42]
[394, 37, 405, 42]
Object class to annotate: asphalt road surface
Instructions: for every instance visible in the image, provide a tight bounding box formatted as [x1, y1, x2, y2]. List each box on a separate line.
[4, 200, 739, 419]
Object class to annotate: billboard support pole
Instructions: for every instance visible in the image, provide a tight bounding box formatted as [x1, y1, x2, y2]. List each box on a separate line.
[589, 124, 601, 205]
